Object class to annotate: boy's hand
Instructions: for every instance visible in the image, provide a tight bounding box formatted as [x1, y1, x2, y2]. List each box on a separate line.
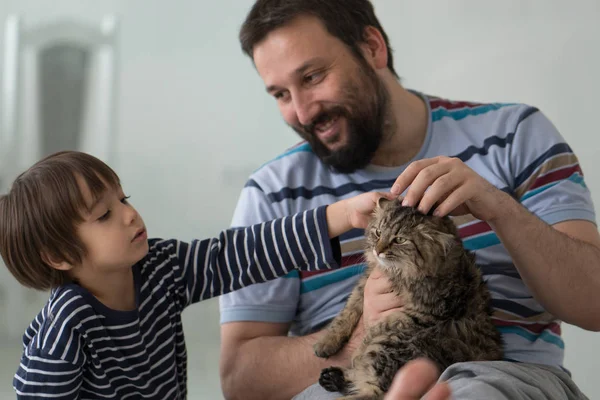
[326, 192, 393, 238]
[344, 192, 394, 229]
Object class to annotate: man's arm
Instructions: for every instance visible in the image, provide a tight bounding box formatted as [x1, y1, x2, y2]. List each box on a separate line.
[489, 196, 600, 331]
[392, 155, 600, 332]
[391, 107, 600, 332]
[220, 321, 363, 400]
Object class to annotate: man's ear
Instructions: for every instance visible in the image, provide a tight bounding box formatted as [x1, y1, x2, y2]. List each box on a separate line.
[359, 25, 388, 71]
[41, 252, 74, 271]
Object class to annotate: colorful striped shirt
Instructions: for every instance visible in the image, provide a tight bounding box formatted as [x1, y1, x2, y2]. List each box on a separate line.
[13, 206, 340, 399]
[219, 91, 596, 369]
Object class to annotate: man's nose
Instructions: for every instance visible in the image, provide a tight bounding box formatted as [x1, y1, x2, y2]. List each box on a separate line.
[293, 92, 320, 127]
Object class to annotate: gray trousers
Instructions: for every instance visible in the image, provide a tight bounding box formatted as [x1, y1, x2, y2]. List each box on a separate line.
[292, 361, 589, 400]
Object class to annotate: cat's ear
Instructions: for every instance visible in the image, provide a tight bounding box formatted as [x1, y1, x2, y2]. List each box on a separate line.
[377, 196, 391, 209]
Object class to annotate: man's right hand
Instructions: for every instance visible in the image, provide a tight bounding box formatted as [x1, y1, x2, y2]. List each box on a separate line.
[330, 265, 405, 367]
[363, 266, 405, 329]
[361, 268, 450, 400]
[220, 263, 407, 399]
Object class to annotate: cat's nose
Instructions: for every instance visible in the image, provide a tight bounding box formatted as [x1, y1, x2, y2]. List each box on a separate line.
[373, 249, 386, 259]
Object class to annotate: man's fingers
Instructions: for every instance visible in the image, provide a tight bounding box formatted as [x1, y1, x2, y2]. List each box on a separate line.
[364, 275, 395, 296]
[384, 358, 447, 400]
[364, 291, 402, 314]
[390, 158, 439, 196]
[402, 163, 452, 208]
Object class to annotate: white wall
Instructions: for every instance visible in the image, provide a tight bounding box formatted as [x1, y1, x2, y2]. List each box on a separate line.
[0, 0, 598, 398]
[382, 2, 600, 397]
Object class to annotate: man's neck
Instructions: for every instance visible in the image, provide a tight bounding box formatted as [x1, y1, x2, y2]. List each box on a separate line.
[75, 266, 136, 311]
[370, 78, 429, 168]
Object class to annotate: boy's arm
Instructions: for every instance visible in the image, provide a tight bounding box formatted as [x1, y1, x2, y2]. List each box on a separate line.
[168, 203, 346, 307]
[156, 192, 383, 307]
[14, 348, 82, 399]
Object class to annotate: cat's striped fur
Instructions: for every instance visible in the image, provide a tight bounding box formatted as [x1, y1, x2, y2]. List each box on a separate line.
[314, 198, 503, 399]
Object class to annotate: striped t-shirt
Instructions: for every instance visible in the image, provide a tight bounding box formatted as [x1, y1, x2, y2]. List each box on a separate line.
[13, 206, 340, 399]
[219, 91, 596, 369]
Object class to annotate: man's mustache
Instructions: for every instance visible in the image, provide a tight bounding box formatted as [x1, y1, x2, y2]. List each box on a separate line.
[301, 107, 346, 134]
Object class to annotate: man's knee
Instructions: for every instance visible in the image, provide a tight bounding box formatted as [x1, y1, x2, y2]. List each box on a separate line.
[291, 383, 340, 400]
[439, 361, 588, 400]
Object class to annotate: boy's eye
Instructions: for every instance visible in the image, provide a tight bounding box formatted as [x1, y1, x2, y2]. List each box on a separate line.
[98, 210, 110, 221]
[121, 195, 131, 204]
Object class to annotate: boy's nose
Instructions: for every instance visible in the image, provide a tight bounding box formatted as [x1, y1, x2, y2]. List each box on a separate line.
[124, 205, 138, 224]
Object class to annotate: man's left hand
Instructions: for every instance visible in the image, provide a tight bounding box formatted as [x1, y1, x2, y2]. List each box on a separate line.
[390, 156, 511, 221]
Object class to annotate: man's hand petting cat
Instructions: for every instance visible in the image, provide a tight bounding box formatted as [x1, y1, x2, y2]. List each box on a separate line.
[390, 156, 514, 222]
[363, 266, 405, 329]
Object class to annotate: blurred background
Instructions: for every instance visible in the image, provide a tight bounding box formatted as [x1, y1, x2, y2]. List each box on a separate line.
[0, 0, 598, 398]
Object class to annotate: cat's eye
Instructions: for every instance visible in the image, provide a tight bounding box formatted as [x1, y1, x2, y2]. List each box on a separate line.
[394, 237, 407, 245]
[375, 229, 381, 237]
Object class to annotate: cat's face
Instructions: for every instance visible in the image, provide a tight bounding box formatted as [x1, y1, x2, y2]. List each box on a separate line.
[365, 198, 458, 277]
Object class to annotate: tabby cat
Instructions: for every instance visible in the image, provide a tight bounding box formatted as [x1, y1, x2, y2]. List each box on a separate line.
[313, 198, 503, 399]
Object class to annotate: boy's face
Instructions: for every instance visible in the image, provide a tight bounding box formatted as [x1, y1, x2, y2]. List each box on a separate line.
[75, 180, 149, 275]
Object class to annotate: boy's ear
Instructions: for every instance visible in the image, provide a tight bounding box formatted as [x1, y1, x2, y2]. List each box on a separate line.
[41, 252, 74, 271]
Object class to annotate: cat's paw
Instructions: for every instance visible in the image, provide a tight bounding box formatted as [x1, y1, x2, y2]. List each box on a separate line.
[313, 339, 343, 358]
[319, 366, 348, 392]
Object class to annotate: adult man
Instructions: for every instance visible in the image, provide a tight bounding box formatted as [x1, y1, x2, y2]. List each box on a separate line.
[219, 1, 600, 399]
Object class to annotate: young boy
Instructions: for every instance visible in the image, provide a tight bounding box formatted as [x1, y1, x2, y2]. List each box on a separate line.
[0, 150, 388, 399]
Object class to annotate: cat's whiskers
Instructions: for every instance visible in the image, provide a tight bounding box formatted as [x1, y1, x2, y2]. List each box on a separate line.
[377, 258, 392, 268]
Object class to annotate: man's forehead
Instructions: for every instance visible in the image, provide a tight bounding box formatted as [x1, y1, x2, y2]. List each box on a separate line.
[253, 16, 341, 80]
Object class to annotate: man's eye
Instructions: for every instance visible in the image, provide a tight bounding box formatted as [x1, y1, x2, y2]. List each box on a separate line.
[304, 72, 323, 84]
[274, 91, 289, 102]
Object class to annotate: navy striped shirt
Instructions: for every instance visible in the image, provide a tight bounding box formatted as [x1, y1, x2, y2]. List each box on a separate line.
[13, 206, 339, 399]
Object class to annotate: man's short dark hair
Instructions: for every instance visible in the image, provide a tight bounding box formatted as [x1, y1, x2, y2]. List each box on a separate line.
[239, 0, 399, 79]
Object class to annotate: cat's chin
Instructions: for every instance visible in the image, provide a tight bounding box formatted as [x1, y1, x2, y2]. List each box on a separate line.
[376, 258, 400, 270]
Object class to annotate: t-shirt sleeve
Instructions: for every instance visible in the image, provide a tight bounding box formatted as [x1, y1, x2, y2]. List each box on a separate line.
[508, 106, 596, 225]
[14, 347, 83, 399]
[219, 181, 302, 325]
[151, 204, 340, 308]
[14, 291, 87, 399]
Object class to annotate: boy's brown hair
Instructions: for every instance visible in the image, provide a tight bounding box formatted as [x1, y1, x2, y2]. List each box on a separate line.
[0, 151, 120, 290]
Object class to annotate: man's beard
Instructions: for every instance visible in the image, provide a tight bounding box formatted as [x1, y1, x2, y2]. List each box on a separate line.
[291, 60, 390, 174]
